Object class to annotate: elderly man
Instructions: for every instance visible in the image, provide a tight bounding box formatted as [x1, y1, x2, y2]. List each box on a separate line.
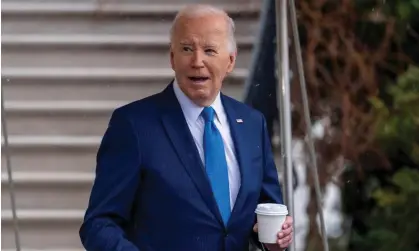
[80, 4, 293, 251]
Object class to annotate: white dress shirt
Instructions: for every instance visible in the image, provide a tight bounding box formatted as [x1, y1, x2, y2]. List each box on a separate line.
[173, 80, 241, 210]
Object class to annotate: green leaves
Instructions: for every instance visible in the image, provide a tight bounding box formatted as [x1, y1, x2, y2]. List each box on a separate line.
[350, 66, 419, 250]
[392, 168, 419, 193]
[397, 2, 412, 20]
[360, 168, 419, 250]
[372, 168, 419, 207]
[372, 0, 419, 21]
[372, 189, 405, 207]
[372, 65, 419, 165]
[413, 0, 419, 9]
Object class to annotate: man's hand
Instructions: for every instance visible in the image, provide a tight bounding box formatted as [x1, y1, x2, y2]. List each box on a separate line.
[253, 216, 293, 251]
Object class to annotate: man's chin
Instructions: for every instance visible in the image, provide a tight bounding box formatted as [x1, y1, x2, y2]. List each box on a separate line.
[190, 92, 215, 106]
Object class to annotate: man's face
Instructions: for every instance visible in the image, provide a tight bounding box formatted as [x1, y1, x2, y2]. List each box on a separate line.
[170, 14, 236, 106]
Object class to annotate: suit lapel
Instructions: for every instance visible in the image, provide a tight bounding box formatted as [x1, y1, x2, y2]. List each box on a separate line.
[221, 95, 253, 226]
[160, 84, 224, 225]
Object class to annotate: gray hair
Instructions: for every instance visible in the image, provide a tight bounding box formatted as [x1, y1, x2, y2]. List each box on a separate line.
[169, 4, 237, 53]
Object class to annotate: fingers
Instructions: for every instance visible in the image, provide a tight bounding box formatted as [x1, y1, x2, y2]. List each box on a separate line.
[277, 226, 293, 238]
[282, 216, 293, 229]
[278, 234, 293, 248]
[277, 219, 293, 249]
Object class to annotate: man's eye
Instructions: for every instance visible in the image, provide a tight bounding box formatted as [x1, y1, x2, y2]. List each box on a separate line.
[182, 47, 193, 52]
[205, 49, 216, 55]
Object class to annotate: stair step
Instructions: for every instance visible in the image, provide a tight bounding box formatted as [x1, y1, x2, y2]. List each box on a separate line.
[2, 68, 246, 101]
[2, 2, 260, 15]
[4, 101, 114, 136]
[2, 209, 84, 221]
[1, 136, 101, 148]
[3, 12, 259, 37]
[2, 78, 172, 101]
[2, 209, 84, 249]
[5, 100, 122, 112]
[2, 34, 254, 47]
[1, 172, 94, 184]
[1, 146, 98, 173]
[1, 100, 123, 135]
[2, 67, 247, 80]
[2, 172, 93, 210]
[2, 37, 253, 69]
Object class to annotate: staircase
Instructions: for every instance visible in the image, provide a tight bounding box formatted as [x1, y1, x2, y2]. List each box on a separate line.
[1, 0, 261, 250]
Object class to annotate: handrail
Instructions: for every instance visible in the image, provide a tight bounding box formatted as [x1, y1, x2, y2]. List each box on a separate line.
[1, 89, 22, 251]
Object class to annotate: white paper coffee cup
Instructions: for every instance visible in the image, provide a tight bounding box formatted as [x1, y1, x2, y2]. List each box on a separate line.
[255, 203, 288, 244]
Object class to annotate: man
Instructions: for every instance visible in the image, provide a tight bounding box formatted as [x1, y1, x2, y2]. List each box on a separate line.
[80, 4, 293, 251]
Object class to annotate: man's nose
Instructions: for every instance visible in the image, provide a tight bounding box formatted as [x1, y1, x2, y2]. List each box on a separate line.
[191, 51, 205, 68]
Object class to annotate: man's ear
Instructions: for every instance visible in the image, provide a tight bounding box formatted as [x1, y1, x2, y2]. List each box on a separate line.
[226, 51, 237, 73]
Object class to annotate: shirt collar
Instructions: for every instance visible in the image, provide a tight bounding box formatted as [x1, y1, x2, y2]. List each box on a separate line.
[173, 79, 223, 123]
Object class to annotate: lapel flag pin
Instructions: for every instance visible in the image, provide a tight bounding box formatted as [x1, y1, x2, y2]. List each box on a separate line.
[236, 119, 243, 123]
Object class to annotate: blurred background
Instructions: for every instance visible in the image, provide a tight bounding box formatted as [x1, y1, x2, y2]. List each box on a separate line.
[1, 0, 418, 250]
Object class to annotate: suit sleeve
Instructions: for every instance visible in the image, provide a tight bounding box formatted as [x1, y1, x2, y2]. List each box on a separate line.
[251, 114, 285, 249]
[79, 109, 141, 251]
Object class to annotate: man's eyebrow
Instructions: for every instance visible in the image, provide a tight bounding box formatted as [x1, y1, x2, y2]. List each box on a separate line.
[180, 42, 192, 46]
[204, 44, 219, 48]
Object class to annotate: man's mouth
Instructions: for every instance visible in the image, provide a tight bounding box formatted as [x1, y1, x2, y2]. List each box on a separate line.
[188, 76, 210, 82]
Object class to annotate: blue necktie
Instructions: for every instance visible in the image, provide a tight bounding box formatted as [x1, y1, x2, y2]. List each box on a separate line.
[201, 107, 231, 225]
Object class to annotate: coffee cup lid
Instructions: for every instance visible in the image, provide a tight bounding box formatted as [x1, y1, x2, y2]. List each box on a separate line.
[255, 203, 288, 215]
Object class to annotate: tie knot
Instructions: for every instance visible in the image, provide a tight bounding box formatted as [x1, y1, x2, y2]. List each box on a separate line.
[202, 107, 215, 123]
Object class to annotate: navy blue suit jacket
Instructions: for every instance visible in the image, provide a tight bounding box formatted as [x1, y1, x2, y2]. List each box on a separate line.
[80, 83, 284, 251]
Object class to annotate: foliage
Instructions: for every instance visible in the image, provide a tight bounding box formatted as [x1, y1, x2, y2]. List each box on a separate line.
[370, 66, 419, 164]
[346, 66, 419, 250]
[350, 168, 419, 251]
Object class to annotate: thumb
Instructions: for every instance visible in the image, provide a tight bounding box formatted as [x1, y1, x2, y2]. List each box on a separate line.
[253, 223, 258, 232]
